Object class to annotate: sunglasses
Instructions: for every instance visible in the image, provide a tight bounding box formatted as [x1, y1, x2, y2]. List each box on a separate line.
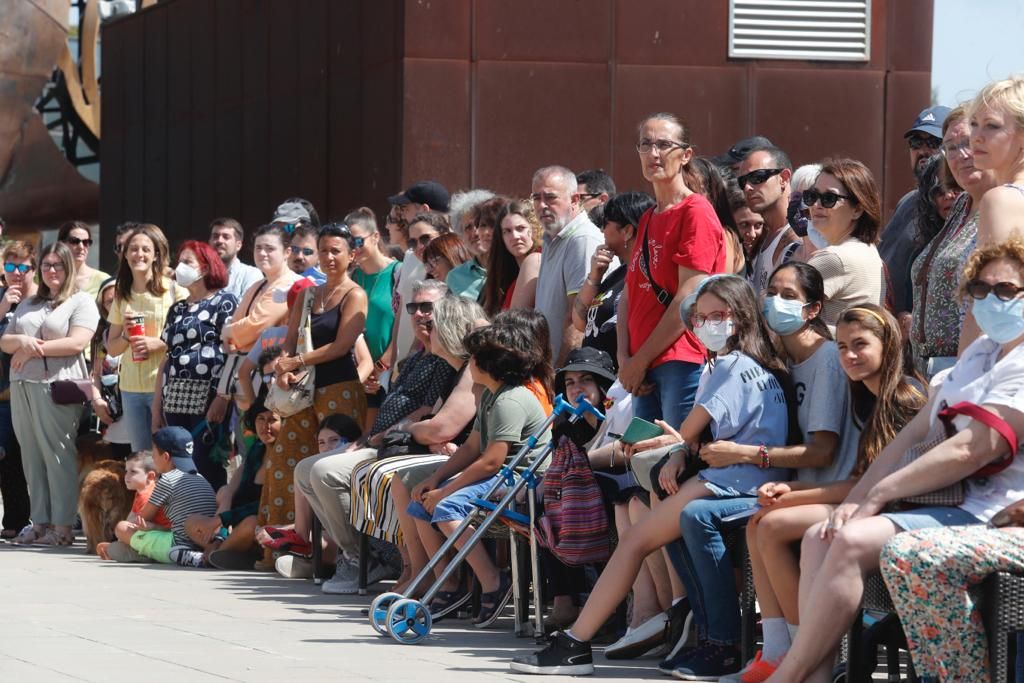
[908, 136, 941, 151]
[63, 237, 93, 247]
[3, 263, 32, 274]
[802, 188, 851, 209]
[965, 280, 1024, 302]
[289, 246, 315, 257]
[321, 222, 363, 250]
[737, 168, 784, 188]
[405, 301, 434, 315]
[40, 262, 65, 272]
[413, 235, 434, 247]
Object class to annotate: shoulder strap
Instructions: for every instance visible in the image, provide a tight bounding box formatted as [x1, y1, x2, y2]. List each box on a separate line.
[637, 212, 672, 307]
[781, 241, 801, 264]
[939, 401, 1018, 476]
[243, 279, 270, 317]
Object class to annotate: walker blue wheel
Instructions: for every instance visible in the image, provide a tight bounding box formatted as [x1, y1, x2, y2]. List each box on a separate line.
[369, 592, 403, 635]
[386, 598, 432, 644]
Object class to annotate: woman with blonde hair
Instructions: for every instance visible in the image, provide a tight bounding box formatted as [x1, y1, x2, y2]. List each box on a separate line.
[971, 75, 1024, 248]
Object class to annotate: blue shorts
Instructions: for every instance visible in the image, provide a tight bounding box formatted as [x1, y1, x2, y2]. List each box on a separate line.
[407, 474, 502, 524]
[881, 505, 978, 531]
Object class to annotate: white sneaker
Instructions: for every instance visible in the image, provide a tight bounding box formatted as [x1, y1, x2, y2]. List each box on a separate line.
[275, 554, 314, 579]
[322, 555, 360, 595]
[605, 612, 669, 660]
[169, 546, 206, 568]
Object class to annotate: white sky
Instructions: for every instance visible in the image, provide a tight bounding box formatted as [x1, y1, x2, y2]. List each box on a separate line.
[932, 0, 1024, 105]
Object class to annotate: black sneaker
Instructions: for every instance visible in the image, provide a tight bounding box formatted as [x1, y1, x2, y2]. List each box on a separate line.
[658, 644, 697, 676]
[669, 642, 741, 680]
[658, 599, 693, 674]
[510, 631, 594, 676]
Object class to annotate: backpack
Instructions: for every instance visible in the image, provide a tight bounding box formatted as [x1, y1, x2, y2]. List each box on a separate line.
[537, 436, 611, 566]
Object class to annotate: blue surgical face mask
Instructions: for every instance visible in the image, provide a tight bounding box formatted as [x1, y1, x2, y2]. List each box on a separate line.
[807, 224, 829, 250]
[972, 293, 1024, 344]
[763, 296, 809, 335]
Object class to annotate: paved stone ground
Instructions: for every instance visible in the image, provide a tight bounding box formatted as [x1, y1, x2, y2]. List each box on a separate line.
[0, 541, 655, 682]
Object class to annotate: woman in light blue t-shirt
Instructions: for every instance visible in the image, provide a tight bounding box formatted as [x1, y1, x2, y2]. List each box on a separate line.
[512, 275, 799, 678]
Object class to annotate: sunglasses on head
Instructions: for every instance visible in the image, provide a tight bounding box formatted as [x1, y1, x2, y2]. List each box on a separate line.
[63, 236, 93, 247]
[966, 280, 1024, 302]
[320, 222, 362, 250]
[3, 263, 31, 274]
[405, 301, 434, 315]
[737, 168, 784, 188]
[802, 188, 850, 209]
[289, 246, 315, 257]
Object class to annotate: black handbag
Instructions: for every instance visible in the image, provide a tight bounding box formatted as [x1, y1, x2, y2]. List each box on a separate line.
[377, 429, 432, 460]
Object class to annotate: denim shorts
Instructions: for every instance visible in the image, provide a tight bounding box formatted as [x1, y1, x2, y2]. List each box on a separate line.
[881, 505, 978, 531]
[407, 474, 502, 524]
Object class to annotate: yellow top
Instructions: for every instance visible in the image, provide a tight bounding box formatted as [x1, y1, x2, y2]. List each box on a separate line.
[108, 278, 186, 392]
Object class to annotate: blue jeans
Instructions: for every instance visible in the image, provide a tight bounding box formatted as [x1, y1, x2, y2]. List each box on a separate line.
[121, 391, 154, 452]
[671, 494, 758, 646]
[632, 360, 702, 428]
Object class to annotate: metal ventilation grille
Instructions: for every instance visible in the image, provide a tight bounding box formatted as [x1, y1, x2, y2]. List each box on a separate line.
[729, 0, 871, 62]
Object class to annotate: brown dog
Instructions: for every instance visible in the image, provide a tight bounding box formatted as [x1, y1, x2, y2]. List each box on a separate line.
[78, 434, 133, 554]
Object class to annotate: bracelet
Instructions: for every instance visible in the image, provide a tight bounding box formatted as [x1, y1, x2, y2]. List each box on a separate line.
[758, 444, 770, 469]
[298, 353, 305, 368]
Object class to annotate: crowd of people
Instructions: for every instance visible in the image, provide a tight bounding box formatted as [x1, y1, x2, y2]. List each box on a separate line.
[1, 75, 1024, 682]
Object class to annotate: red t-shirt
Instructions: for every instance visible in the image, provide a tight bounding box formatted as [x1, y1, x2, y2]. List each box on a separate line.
[133, 480, 173, 528]
[626, 194, 726, 367]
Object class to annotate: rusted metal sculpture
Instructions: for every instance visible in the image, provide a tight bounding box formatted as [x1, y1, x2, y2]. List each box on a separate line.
[0, 0, 99, 230]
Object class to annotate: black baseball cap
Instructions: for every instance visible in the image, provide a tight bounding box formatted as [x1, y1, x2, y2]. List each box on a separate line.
[388, 181, 451, 213]
[715, 135, 775, 167]
[556, 347, 617, 396]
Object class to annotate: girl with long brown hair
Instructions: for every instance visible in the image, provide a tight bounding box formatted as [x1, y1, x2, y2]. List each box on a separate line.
[481, 199, 542, 315]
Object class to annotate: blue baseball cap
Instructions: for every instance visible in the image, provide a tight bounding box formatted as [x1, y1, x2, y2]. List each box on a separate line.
[905, 105, 951, 140]
[153, 426, 198, 474]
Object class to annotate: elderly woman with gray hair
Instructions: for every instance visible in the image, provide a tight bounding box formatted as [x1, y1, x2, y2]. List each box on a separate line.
[292, 279, 460, 595]
[349, 294, 487, 594]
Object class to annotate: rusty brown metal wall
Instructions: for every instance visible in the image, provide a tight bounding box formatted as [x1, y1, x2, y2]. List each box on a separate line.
[100, 0, 933, 272]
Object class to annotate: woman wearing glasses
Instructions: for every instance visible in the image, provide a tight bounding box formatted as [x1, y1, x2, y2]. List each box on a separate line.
[3, 243, 100, 546]
[58, 221, 110, 299]
[912, 106, 997, 376]
[0, 241, 37, 540]
[804, 158, 886, 328]
[347, 208, 399, 428]
[766, 240, 1024, 683]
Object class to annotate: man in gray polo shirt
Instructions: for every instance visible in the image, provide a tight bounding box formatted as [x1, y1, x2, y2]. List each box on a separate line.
[531, 166, 607, 365]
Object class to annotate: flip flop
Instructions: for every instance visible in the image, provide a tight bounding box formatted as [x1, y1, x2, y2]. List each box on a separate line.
[256, 526, 312, 556]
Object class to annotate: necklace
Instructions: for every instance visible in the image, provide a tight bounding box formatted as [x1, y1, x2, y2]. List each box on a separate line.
[316, 281, 346, 314]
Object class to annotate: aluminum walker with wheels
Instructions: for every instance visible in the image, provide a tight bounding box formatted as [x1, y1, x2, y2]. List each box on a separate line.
[368, 394, 605, 644]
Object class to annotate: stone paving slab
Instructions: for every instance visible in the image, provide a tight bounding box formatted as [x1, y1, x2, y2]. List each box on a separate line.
[0, 542, 653, 682]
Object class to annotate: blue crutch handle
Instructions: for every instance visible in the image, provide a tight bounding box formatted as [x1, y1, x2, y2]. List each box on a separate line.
[571, 396, 605, 422]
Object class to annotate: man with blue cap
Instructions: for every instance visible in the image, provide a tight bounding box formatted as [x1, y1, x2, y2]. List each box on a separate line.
[879, 104, 952, 320]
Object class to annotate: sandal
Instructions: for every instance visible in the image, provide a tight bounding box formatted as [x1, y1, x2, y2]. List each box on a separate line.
[34, 528, 74, 547]
[11, 524, 45, 545]
[430, 589, 472, 621]
[473, 571, 514, 629]
[256, 526, 312, 556]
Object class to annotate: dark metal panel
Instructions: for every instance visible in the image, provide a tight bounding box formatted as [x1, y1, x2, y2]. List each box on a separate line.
[266, 0, 300, 214]
[213, 0, 244, 226]
[141, 6, 168, 231]
[122, 11, 147, 224]
[296, 0, 330, 221]
[165, 2, 192, 237]
[326, 0, 364, 220]
[99, 19, 127, 273]
[239, 0, 271, 232]
[189, 0, 217, 237]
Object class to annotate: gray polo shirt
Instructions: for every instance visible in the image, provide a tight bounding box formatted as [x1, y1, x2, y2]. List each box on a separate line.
[224, 257, 264, 301]
[535, 212, 605, 361]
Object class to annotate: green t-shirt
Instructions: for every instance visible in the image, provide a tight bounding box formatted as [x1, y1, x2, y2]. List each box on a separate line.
[474, 384, 551, 467]
[354, 261, 399, 360]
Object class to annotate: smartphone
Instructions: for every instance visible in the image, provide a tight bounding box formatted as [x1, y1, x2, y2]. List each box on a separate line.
[620, 417, 665, 445]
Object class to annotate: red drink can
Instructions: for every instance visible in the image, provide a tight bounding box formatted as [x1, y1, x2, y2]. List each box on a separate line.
[128, 313, 146, 361]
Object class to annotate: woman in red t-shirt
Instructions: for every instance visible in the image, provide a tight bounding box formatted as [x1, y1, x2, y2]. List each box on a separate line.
[617, 113, 727, 429]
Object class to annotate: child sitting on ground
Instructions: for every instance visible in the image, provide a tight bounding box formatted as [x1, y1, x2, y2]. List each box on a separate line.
[184, 393, 288, 570]
[113, 427, 218, 567]
[97, 451, 172, 562]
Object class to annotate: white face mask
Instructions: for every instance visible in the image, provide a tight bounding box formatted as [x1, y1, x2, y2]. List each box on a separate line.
[807, 224, 829, 249]
[694, 319, 734, 353]
[174, 262, 202, 287]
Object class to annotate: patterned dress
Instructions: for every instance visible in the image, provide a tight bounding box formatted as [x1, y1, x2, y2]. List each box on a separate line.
[910, 193, 978, 373]
[881, 525, 1024, 681]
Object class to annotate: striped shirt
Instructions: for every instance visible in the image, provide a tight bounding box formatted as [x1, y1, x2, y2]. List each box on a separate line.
[149, 469, 218, 546]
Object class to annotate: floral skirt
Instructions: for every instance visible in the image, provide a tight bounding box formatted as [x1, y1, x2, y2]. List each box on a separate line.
[258, 380, 366, 527]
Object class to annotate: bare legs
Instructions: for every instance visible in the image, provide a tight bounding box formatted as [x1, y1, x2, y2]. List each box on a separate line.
[765, 516, 900, 683]
[617, 501, 670, 627]
[569, 477, 710, 641]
